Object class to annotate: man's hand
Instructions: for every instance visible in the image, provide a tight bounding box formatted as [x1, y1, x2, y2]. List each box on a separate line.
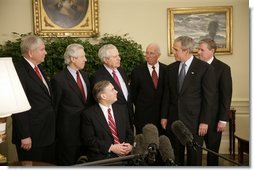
[21, 137, 32, 151]
[198, 123, 208, 136]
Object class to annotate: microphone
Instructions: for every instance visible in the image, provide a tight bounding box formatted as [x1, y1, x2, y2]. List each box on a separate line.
[132, 133, 145, 155]
[171, 120, 194, 146]
[142, 124, 160, 165]
[142, 123, 159, 148]
[171, 120, 242, 166]
[159, 135, 177, 166]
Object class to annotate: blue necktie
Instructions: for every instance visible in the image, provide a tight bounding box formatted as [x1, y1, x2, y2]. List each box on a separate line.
[178, 63, 186, 92]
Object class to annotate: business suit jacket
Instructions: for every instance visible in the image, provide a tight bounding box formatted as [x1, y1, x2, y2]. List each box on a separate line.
[130, 62, 167, 134]
[91, 66, 134, 126]
[204, 57, 232, 165]
[81, 104, 134, 161]
[51, 68, 91, 146]
[12, 58, 55, 147]
[161, 57, 216, 165]
[162, 57, 216, 133]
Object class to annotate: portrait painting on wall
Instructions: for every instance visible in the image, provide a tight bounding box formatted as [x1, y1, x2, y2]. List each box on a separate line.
[42, 0, 89, 28]
[167, 6, 232, 55]
[33, 0, 99, 37]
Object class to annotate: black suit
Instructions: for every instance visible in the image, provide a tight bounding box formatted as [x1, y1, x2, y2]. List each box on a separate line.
[81, 104, 134, 162]
[51, 68, 91, 165]
[204, 57, 232, 165]
[91, 66, 134, 127]
[12, 58, 55, 163]
[162, 57, 216, 166]
[130, 62, 167, 134]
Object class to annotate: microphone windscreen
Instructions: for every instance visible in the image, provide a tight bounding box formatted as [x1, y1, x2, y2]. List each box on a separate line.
[159, 135, 175, 162]
[171, 120, 193, 146]
[132, 134, 146, 155]
[142, 124, 159, 147]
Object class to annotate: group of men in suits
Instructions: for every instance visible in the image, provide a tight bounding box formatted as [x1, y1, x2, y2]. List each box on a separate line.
[12, 35, 232, 166]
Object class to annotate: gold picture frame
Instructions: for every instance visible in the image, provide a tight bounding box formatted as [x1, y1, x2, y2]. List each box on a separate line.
[167, 6, 232, 56]
[33, 0, 99, 37]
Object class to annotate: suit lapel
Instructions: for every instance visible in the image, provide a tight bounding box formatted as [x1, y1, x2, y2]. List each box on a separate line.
[22, 59, 50, 97]
[95, 105, 113, 137]
[180, 57, 197, 94]
[64, 68, 85, 103]
[102, 66, 126, 98]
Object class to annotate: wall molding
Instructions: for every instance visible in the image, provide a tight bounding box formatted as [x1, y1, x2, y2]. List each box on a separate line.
[220, 99, 249, 154]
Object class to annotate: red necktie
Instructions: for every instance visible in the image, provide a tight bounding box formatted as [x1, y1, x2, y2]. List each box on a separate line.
[34, 66, 42, 80]
[76, 71, 86, 102]
[152, 66, 158, 88]
[108, 108, 120, 144]
[112, 70, 122, 90]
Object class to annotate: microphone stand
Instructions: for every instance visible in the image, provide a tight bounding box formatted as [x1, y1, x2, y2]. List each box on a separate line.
[74, 154, 142, 166]
[192, 142, 242, 166]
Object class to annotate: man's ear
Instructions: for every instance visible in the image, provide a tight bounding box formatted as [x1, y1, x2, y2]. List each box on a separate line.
[101, 93, 106, 100]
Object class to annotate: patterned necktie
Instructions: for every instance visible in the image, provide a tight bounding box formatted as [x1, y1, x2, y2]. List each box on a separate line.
[151, 66, 158, 88]
[34, 66, 42, 80]
[76, 71, 86, 102]
[112, 70, 122, 90]
[108, 108, 120, 144]
[178, 63, 186, 92]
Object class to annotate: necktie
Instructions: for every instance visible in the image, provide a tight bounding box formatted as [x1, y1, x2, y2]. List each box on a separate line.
[34, 66, 42, 80]
[178, 63, 186, 92]
[151, 66, 158, 88]
[112, 70, 122, 90]
[108, 108, 120, 144]
[76, 71, 86, 102]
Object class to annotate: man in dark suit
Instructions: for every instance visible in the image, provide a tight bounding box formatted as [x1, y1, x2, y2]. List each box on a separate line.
[81, 80, 134, 162]
[197, 38, 232, 166]
[161, 36, 216, 166]
[130, 43, 167, 135]
[91, 44, 134, 129]
[12, 35, 55, 164]
[51, 44, 91, 165]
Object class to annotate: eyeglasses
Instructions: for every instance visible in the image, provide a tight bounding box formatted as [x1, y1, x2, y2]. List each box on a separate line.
[145, 52, 157, 56]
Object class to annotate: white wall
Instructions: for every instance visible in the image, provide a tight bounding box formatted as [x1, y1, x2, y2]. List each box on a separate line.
[0, 0, 249, 160]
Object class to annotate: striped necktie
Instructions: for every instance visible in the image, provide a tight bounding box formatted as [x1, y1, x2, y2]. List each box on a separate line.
[108, 108, 120, 144]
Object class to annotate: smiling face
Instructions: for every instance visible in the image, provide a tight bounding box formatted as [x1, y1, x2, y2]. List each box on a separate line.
[101, 83, 118, 105]
[28, 42, 47, 65]
[197, 42, 214, 62]
[145, 44, 160, 66]
[70, 48, 87, 70]
[103, 48, 121, 70]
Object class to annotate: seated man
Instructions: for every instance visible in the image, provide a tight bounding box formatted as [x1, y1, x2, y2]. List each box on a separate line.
[81, 80, 134, 162]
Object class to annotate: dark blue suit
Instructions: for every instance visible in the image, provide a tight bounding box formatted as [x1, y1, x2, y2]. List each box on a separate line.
[162, 56, 216, 166]
[12, 58, 55, 163]
[81, 104, 134, 162]
[51, 68, 91, 165]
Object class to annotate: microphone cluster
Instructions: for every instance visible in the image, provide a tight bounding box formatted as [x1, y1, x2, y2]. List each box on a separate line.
[132, 124, 177, 166]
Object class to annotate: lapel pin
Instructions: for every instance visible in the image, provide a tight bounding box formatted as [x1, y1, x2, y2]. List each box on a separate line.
[191, 72, 194, 74]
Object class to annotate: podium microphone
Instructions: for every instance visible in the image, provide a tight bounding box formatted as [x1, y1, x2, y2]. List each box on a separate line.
[171, 120, 242, 166]
[159, 135, 177, 166]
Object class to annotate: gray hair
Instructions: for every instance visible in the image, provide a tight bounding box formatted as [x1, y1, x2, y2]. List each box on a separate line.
[146, 43, 161, 55]
[64, 44, 84, 65]
[92, 80, 111, 103]
[20, 35, 44, 56]
[174, 36, 195, 53]
[98, 44, 117, 62]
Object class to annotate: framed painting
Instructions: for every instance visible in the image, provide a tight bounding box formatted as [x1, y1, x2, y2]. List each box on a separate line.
[33, 0, 99, 37]
[167, 6, 232, 55]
